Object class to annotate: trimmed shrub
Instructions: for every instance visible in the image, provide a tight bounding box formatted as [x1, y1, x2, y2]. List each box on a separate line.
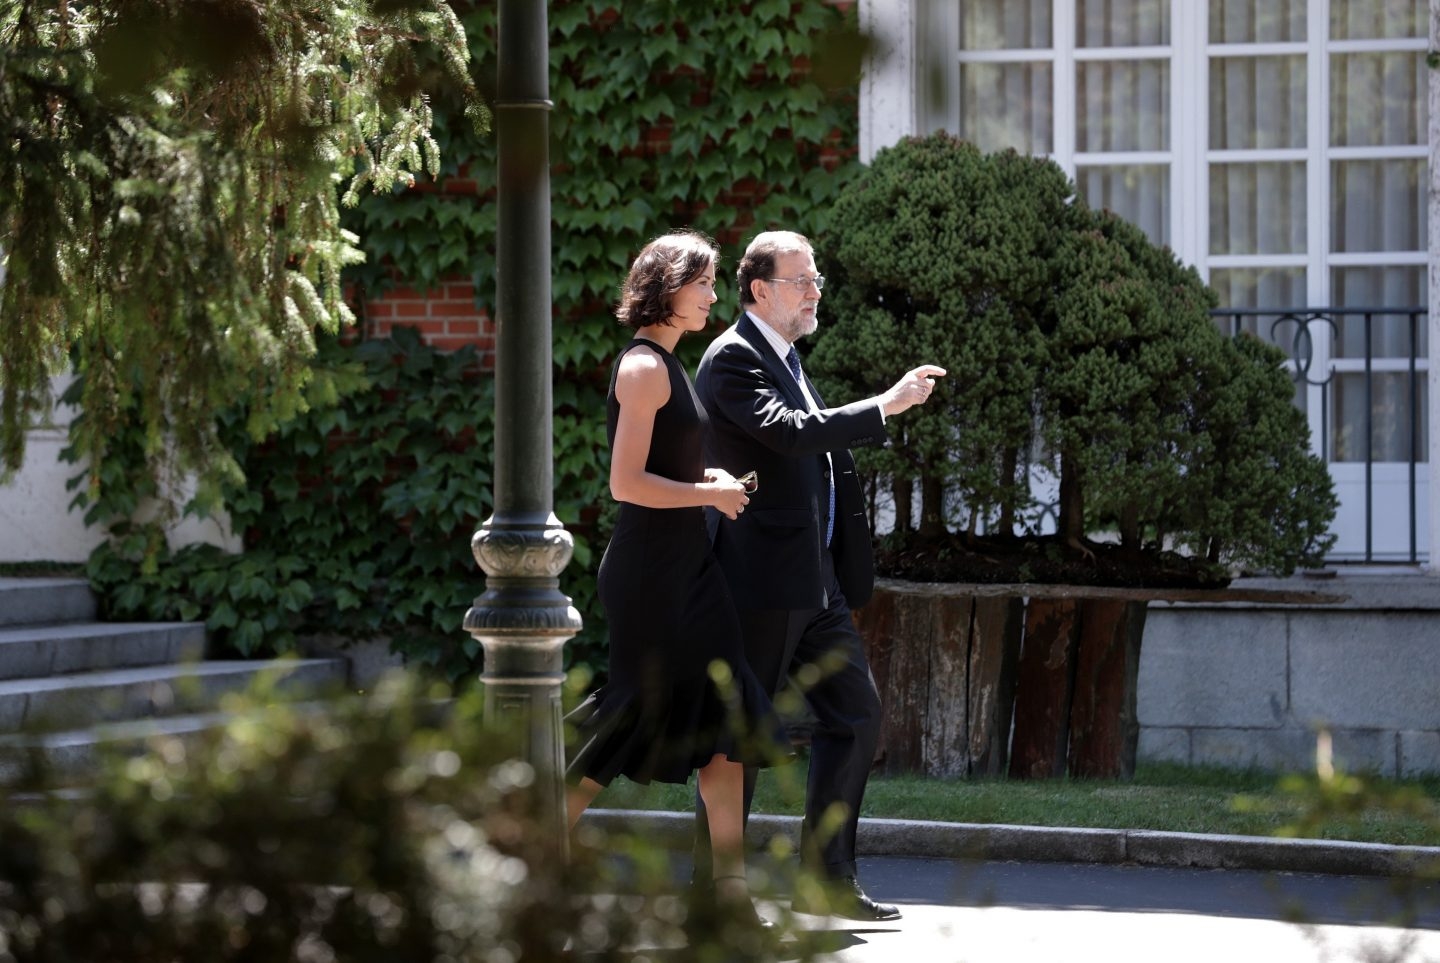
[811, 133, 1336, 582]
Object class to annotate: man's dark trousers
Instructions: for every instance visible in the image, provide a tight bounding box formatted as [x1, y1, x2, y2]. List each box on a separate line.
[695, 549, 882, 880]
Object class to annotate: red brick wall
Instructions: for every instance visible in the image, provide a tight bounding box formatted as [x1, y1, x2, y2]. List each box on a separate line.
[359, 279, 495, 364]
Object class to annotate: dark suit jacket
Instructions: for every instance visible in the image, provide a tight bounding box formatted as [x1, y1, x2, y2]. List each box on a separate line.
[694, 314, 888, 611]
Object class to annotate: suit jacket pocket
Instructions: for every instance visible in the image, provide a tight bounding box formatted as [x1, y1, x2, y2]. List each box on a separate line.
[748, 508, 812, 530]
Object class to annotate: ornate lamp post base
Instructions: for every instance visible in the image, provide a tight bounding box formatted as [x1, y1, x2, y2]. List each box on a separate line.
[466, 515, 582, 845]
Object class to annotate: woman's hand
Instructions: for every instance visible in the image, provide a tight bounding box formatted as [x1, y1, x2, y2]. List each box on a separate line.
[706, 478, 749, 520]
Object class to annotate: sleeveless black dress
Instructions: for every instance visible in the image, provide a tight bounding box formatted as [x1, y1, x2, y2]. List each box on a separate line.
[566, 338, 786, 786]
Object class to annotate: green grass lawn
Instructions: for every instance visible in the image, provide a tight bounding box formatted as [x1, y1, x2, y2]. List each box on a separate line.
[592, 759, 1440, 848]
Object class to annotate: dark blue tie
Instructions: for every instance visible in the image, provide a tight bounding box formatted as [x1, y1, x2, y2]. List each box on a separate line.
[785, 346, 835, 546]
[784, 345, 803, 383]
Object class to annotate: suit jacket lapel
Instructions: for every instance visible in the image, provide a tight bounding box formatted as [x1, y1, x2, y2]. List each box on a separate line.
[734, 315, 809, 411]
[804, 372, 827, 410]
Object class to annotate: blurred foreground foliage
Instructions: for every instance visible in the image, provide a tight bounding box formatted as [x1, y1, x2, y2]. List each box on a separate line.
[0, 670, 812, 962]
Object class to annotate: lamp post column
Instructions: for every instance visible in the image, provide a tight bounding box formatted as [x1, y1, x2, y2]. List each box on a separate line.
[464, 0, 580, 844]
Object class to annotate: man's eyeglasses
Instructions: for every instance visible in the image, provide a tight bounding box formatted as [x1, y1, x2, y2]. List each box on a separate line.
[765, 275, 825, 291]
[736, 470, 758, 493]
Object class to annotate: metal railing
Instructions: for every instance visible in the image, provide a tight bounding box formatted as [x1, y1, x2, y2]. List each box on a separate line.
[1210, 306, 1429, 564]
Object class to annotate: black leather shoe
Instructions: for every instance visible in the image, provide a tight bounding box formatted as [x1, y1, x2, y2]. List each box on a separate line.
[792, 875, 902, 922]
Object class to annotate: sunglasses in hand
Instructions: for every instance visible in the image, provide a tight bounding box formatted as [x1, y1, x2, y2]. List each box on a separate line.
[736, 470, 758, 494]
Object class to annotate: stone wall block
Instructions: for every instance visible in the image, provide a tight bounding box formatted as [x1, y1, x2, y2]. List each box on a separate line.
[1289, 613, 1440, 730]
[1139, 610, 1289, 728]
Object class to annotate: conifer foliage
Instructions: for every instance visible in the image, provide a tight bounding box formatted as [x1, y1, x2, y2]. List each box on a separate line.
[0, 0, 484, 506]
[812, 132, 1336, 581]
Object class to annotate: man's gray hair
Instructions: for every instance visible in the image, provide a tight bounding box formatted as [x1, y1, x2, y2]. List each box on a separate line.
[736, 230, 813, 306]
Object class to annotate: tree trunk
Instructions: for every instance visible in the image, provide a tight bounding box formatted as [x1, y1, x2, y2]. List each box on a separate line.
[892, 476, 913, 532]
[918, 474, 945, 535]
[1057, 449, 1085, 547]
[998, 444, 1019, 533]
[1118, 500, 1141, 551]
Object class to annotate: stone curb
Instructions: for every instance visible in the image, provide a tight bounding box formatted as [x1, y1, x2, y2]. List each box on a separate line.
[584, 809, 1440, 880]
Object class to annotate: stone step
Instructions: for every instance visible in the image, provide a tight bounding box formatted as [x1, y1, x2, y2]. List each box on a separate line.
[0, 709, 235, 785]
[0, 621, 207, 680]
[0, 658, 348, 733]
[0, 673, 355, 786]
[0, 578, 97, 628]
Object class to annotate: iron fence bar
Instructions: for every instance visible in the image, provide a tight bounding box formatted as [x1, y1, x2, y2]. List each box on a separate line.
[1411, 311, 1420, 563]
[1365, 312, 1374, 563]
[1211, 306, 1428, 565]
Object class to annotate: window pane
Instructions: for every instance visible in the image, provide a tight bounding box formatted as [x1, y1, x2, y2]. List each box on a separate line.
[1076, 0, 1168, 46]
[1331, 159, 1425, 253]
[1332, 265, 1427, 310]
[960, 0, 1051, 50]
[1209, 162, 1306, 255]
[1330, 268, 1428, 359]
[1331, 52, 1426, 147]
[1209, 0, 1306, 42]
[1077, 165, 1168, 245]
[1077, 60, 1169, 151]
[959, 62, 1053, 154]
[1330, 0, 1425, 40]
[1209, 267, 1307, 311]
[1209, 56, 1306, 149]
[1331, 373, 1428, 462]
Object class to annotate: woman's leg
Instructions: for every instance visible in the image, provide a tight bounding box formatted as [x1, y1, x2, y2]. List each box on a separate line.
[696, 754, 747, 896]
[567, 776, 605, 829]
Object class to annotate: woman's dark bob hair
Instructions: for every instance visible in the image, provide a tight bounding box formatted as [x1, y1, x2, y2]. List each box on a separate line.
[615, 230, 719, 329]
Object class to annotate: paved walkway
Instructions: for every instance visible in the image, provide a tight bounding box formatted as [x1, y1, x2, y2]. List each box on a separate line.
[582, 810, 1440, 961]
[787, 854, 1440, 962]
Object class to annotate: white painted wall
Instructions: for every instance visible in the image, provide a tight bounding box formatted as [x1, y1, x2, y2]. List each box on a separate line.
[858, 0, 916, 163]
[0, 379, 241, 563]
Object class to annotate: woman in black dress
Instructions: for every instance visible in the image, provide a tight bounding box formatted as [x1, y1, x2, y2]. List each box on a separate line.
[566, 230, 783, 920]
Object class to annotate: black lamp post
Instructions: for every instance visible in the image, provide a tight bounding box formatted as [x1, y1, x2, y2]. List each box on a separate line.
[464, 0, 579, 848]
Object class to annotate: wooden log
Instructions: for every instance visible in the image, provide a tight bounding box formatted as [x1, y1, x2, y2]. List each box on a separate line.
[850, 592, 1024, 778]
[854, 589, 906, 772]
[859, 580, 1340, 782]
[1007, 598, 1080, 779]
[873, 578, 1346, 605]
[966, 595, 1023, 776]
[922, 593, 976, 777]
[856, 589, 933, 773]
[1067, 599, 1147, 779]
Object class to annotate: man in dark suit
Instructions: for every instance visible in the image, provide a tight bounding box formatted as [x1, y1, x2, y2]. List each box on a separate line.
[693, 230, 944, 921]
